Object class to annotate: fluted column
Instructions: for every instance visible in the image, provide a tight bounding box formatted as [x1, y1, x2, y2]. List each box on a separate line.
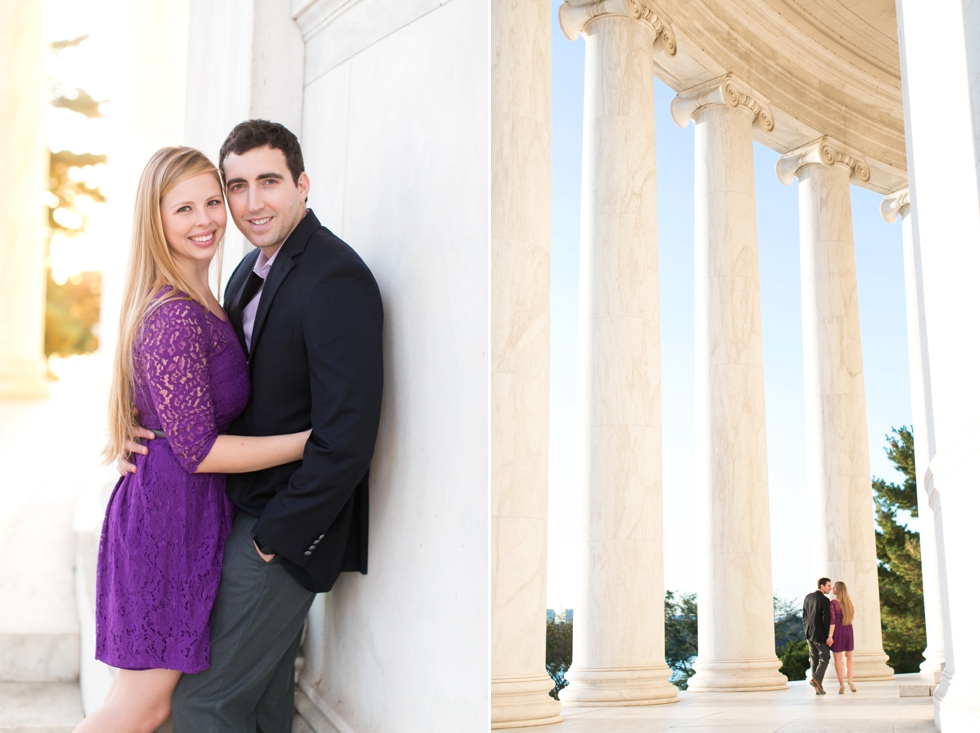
[490, 0, 562, 727]
[0, 0, 50, 400]
[558, 0, 678, 706]
[881, 187, 945, 682]
[777, 138, 892, 680]
[672, 76, 787, 693]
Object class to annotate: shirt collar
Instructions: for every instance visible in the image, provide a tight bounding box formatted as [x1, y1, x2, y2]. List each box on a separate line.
[252, 245, 281, 280]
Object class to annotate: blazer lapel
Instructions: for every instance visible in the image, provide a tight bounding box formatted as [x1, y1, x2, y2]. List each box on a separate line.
[249, 255, 295, 358]
[247, 210, 322, 359]
[226, 250, 259, 352]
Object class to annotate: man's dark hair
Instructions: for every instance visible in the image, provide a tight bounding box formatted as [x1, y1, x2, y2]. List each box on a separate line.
[218, 119, 305, 185]
[817, 577, 831, 589]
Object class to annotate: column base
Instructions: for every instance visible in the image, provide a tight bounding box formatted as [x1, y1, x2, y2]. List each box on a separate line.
[687, 658, 788, 692]
[849, 650, 895, 681]
[491, 674, 562, 729]
[935, 675, 980, 732]
[561, 665, 679, 706]
[0, 359, 49, 400]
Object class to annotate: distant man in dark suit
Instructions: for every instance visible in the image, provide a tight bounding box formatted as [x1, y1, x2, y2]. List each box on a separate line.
[122, 120, 384, 731]
[803, 577, 833, 695]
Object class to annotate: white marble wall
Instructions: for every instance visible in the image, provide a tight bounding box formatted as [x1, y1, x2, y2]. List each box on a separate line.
[675, 80, 786, 693]
[0, 0, 50, 400]
[295, 0, 489, 730]
[780, 141, 892, 681]
[184, 0, 305, 291]
[561, 9, 677, 707]
[490, 0, 561, 727]
[897, 0, 980, 728]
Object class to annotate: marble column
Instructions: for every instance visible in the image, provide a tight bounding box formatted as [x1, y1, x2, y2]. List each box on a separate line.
[672, 76, 787, 692]
[0, 0, 50, 400]
[776, 138, 893, 680]
[880, 187, 945, 682]
[490, 0, 562, 727]
[558, 0, 678, 707]
[896, 0, 980, 726]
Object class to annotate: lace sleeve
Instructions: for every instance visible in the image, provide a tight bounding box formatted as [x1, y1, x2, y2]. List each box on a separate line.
[830, 599, 842, 625]
[139, 299, 219, 473]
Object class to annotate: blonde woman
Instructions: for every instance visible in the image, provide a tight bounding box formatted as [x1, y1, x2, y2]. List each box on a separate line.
[75, 147, 310, 733]
[828, 581, 857, 693]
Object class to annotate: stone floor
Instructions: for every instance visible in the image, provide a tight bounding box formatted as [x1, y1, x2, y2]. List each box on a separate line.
[511, 676, 936, 732]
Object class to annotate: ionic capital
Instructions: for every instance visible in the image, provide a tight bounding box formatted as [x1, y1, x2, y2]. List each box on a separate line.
[670, 74, 774, 132]
[776, 137, 871, 186]
[558, 0, 677, 57]
[880, 186, 911, 223]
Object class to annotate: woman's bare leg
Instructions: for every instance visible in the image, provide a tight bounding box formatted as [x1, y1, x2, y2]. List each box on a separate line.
[72, 668, 181, 733]
[845, 651, 854, 686]
[833, 652, 845, 688]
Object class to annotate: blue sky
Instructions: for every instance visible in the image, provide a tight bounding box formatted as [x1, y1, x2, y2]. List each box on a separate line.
[546, 1, 912, 608]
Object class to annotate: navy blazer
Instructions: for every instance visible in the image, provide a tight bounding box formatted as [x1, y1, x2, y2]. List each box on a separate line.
[223, 209, 384, 593]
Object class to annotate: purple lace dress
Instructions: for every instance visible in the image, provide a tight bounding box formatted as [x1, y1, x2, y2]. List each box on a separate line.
[96, 295, 250, 673]
[829, 599, 855, 652]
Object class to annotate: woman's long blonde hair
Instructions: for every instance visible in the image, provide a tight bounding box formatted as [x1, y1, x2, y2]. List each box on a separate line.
[833, 581, 855, 626]
[103, 146, 224, 463]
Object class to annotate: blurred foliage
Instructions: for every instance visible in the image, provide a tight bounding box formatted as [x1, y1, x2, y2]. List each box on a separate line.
[545, 617, 573, 700]
[48, 150, 106, 234]
[664, 590, 698, 689]
[44, 35, 106, 357]
[774, 595, 804, 652]
[45, 270, 100, 356]
[873, 426, 926, 673]
[778, 640, 810, 682]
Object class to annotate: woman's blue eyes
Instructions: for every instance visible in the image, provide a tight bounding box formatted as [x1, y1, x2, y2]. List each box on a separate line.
[177, 199, 222, 213]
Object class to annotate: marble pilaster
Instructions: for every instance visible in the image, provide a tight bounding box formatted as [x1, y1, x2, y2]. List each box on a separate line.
[0, 0, 50, 400]
[880, 187, 945, 682]
[672, 75, 787, 693]
[490, 0, 561, 727]
[777, 138, 893, 681]
[559, 0, 678, 707]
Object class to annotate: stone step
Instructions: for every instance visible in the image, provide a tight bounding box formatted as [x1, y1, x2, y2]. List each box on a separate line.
[0, 682, 84, 732]
[898, 682, 938, 697]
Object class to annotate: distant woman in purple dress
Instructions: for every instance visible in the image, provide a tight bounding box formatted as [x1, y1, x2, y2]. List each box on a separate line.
[74, 147, 310, 733]
[828, 580, 857, 694]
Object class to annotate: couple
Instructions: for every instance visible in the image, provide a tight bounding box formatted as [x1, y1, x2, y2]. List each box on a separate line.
[803, 577, 858, 696]
[75, 120, 384, 732]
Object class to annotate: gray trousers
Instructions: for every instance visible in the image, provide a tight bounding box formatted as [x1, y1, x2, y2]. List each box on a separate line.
[808, 640, 831, 684]
[172, 513, 315, 733]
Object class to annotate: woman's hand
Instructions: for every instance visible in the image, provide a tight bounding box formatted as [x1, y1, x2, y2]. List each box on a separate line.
[116, 422, 157, 475]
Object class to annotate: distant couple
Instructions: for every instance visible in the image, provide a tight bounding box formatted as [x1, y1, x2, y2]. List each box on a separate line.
[74, 121, 384, 732]
[803, 577, 857, 696]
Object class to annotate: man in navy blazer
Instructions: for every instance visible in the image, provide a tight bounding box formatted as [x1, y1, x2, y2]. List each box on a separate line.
[123, 120, 384, 731]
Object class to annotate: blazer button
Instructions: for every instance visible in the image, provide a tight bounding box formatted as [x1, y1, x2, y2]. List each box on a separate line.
[318, 534, 325, 540]
[304, 551, 312, 556]
[308, 546, 316, 551]
[313, 539, 321, 545]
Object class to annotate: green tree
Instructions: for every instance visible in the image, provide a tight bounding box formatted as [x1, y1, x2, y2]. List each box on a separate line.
[545, 615, 572, 700]
[664, 590, 698, 689]
[873, 426, 926, 673]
